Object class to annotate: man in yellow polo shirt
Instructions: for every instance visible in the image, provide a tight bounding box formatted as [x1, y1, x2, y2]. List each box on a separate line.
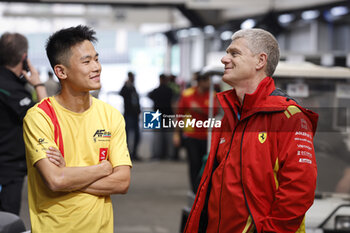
[23, 25, 132, 233]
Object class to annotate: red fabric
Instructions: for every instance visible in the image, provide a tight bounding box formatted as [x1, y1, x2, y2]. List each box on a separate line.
[177, 87, 218, 140]
[37, 98, 64, 157]
[184, 77, 318, 233]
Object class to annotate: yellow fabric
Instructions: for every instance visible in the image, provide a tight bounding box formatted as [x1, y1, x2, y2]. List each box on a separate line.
[242, 215, 255, 233]
[23, 96, 132, 233]
[295, 217, 306, 233]
[182, 87, 195, 97]
[287, 105, 302, 116]
[283, 110, 291, 118]
[273, 158, 279, 189]
[284, 105, 302, 119]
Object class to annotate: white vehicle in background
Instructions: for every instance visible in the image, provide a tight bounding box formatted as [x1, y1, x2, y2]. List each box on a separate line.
[181, 61, 350, 233]
[273, 62, 350, 233]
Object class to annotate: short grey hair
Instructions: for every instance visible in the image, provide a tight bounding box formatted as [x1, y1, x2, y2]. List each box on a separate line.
[231, 28, 280, 77]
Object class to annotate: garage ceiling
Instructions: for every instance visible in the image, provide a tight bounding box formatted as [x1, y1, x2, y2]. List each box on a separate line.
[0, 0, 349, 29]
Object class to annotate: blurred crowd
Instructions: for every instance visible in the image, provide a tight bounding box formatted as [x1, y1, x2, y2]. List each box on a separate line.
[119, 70, 221, 193]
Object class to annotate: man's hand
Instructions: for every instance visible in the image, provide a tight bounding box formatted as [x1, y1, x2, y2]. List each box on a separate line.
[81, 165, 131, 195]
[46, 147, 113, 176]
[40, 149, 113, 192]
[173, 131, 181, 147]
[21, 58, 41, 86]
[21, 58, 47, 101]
[100, 160, 113, 176]
[46, 147, 65, 167]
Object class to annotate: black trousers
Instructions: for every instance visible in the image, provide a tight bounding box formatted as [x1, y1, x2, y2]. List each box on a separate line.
[125, 115, 140, 160]
[183, 137, 207, 193]
[0, 178, 24, 215]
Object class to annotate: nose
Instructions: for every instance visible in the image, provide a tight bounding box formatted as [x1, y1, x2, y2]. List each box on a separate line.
[93, 60, 101, 73]
[221, 54, 229, 65]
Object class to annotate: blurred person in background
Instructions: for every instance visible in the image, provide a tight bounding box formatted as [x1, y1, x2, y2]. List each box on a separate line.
[120, 71, 141, 161]
[174, 73, 218, 193]
[168, 74, 181, 107]
[23, 25, 131, 233]
[184, 28, 318, 233]
[0, 32, 47, 215]
[44, 70, 60, 97]
[148, 73, 174, 160]
[167, 74, 182, 161]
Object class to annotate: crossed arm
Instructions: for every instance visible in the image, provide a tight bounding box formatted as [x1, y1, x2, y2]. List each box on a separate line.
[35, 147, 131, 195]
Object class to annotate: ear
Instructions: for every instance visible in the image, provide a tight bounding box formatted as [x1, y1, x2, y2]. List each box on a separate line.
[256, 53, 267, 71]
[21, 53, 27, 61]
[54, 64, 67, 81]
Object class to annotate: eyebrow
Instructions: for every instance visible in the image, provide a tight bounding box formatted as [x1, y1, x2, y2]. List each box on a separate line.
[226, 47, 241, 54]
[80, 53, 99, 60]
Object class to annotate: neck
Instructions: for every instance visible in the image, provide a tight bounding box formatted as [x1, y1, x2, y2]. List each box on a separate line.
[55, 89, 91, 113]
[232, 74, 266, 104]
[5, 64, 22, 77]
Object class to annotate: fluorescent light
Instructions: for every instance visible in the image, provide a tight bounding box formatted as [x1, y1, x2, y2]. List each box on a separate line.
[278, 13, 295, 24]
[240, 19, 256, 29]
[189, 27, 201, 36]
[301, 10, 320, 20]
[177, 29, 189, 39]
[204, 25, 215, 34]
[330, 6, 349, 17]
[220, 31, 233, 41]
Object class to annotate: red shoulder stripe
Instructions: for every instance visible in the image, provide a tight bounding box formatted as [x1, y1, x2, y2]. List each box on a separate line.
[37, 98, 64, 157]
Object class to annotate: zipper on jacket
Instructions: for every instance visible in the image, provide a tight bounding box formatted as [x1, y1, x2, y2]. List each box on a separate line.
[216, 95, 240, 233]
[238, 109, 285, 232]
[240, 92, 259, 229]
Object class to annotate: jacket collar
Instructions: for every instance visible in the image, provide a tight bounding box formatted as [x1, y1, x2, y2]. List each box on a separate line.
[217, 77, 287, 121]
[0, 66, 27, 85]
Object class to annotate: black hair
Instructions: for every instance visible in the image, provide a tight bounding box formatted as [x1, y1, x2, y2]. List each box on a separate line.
[45, 25, 97, 69]
[128, 71, 134, 78]
[159, 73, 167, 80]
[197, 73, 209, 82]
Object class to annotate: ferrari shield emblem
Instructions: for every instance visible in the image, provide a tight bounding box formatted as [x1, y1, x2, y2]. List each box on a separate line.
[258, 132, 267, 144]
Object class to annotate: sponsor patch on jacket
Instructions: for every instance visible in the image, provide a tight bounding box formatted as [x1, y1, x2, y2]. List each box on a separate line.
[219, 137, 226, 144]
[299, 158, 312, 164]
[300, 118, 308, 130]
[258, 132, 267, 143]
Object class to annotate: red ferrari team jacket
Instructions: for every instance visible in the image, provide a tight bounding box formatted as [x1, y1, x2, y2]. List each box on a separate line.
[184, 77, 318, 233]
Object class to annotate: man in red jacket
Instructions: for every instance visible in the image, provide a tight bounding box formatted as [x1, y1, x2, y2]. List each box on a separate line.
[184, 28, 318, 233]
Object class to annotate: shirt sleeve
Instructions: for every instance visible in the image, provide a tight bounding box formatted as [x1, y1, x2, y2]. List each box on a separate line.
[109, 110, 132, 168]
[23, 108, 58, 166]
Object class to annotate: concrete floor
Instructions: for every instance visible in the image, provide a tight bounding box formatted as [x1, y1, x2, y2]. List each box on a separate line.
[19, 160, 190, 233]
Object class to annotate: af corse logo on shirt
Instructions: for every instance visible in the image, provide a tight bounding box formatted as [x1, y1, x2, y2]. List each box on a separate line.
[93, 129, 111, 142]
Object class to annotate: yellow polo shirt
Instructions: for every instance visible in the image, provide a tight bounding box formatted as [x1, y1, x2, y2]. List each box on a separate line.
[23, 96, 132, 233]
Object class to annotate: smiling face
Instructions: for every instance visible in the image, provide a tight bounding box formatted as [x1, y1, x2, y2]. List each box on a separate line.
[221, 38, 259, 87]
[62, 40, 101, 92]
